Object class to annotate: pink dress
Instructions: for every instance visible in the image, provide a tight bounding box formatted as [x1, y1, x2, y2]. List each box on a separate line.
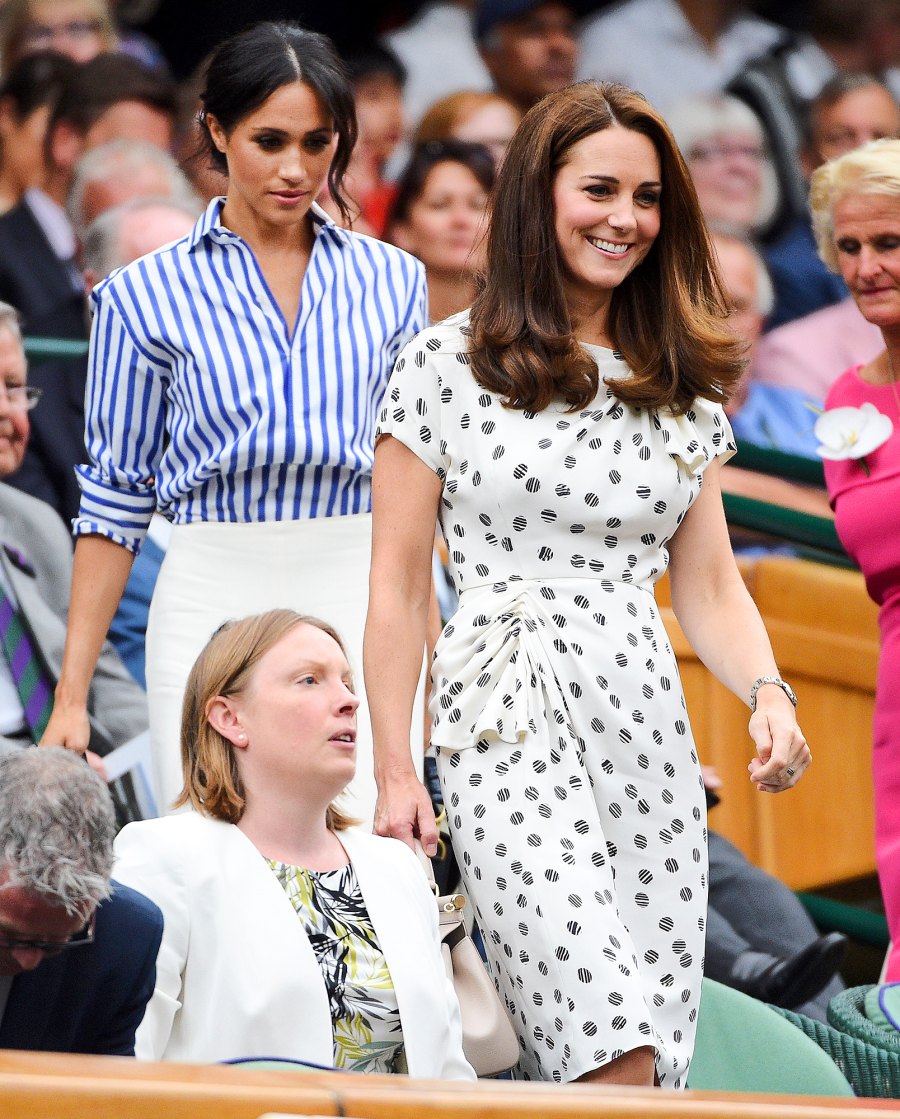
[824, 366, 900, 979]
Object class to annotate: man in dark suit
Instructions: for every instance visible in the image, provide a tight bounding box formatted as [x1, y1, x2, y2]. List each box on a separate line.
[0, 747, 161, 1054]
[0, 301, 147, 758]
[0, 54, 178, 524]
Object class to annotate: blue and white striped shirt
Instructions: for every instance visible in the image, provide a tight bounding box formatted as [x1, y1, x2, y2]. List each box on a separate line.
[74, 198, 427, 553]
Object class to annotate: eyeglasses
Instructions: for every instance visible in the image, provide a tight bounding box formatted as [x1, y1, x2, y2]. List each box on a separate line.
[689, 143, 766, 162]
[22, 19, 103, 48]
[0, 385, 42, 412]
[0, 912, 95, 957]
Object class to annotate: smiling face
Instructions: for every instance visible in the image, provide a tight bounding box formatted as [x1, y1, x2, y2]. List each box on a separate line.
[552, 125, 661, 325]
[206, 80, 338, 238]
[686, 129, 764, 232]
[393, 160, 489, 277]
[833, 190, 900, 330]
[217, 622, 359, 805]
[0, 328, 29, 478]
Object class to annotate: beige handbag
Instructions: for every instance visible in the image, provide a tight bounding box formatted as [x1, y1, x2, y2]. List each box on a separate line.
[417, 845, 520, 1077]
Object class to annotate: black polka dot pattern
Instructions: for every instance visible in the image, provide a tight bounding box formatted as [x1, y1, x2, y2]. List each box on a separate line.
[377, 312, 736, 1086]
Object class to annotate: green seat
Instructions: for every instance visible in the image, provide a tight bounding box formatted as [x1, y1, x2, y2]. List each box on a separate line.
[775, 1002, 900, 1098]
[687, 978, 855, 1096]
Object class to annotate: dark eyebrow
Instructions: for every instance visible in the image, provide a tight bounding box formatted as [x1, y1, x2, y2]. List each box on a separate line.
[250, 125, 334, 139]
[580, 174, 662, 188]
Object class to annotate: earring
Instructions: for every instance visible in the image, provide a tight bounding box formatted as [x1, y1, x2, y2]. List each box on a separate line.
[237, 732, 246, 742]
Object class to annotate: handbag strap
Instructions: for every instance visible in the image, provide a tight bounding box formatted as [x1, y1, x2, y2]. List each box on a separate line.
[413, 841, 467, 929]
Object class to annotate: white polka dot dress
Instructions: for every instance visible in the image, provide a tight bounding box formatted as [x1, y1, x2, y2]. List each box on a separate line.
[376, 312, 736, 1087]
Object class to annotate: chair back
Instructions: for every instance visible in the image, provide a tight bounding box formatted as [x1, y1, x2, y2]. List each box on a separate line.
[687, 978, 854, 1096]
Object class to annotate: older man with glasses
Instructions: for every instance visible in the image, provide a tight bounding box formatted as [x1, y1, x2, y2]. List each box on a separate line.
[0, 746, 161, 1053]
[0, 301, 148, 776]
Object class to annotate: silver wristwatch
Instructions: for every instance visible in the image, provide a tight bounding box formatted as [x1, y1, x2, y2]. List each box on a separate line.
[749, 675, 797, 713]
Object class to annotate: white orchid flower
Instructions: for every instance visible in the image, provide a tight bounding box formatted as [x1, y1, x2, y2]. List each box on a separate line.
[815, 403, 893, 465]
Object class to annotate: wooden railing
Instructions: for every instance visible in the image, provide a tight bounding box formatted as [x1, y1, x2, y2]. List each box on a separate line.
[0, 1050, 898, 1119]
[656, 555, 880, 890]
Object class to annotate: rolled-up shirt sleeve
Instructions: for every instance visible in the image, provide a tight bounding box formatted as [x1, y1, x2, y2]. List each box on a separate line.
[73, 286, 168, 554]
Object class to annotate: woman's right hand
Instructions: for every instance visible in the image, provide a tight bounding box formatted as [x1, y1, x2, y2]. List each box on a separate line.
[374, 767, 439, 856]
[39, 701, 91, 756]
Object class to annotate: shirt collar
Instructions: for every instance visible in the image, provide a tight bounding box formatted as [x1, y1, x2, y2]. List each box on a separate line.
[186, 196, 350, 251]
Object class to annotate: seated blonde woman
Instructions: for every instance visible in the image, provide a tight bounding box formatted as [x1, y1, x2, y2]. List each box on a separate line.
[113, 609, 475, 1078]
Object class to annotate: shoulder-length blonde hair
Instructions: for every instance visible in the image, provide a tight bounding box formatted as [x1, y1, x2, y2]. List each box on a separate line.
[467, 80, 744, 416]
[173, 609, 358, 830]
[811, 137, 900, 273]
[1, 0, 118, 74]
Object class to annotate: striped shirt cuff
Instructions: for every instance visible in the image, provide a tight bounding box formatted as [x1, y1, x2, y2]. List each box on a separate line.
[75, 467, 156, 554]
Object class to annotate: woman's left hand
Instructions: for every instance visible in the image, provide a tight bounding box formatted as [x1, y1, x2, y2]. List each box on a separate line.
[747, 688, 811, 793]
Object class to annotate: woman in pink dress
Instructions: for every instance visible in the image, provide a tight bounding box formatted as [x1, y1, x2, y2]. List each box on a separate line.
[812, 138, 900, 979]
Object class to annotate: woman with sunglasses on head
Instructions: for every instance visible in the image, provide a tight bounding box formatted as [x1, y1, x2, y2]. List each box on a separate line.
[0, 0, 117, 72]
[113, 609, 474, 1074]
[40, 21, 427, 822]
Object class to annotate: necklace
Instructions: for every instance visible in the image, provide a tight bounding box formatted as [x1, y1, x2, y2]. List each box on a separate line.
[886, 351, 900, 418]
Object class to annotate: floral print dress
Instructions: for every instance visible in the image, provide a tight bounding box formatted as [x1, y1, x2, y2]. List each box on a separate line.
[267, 859, 405, 1072]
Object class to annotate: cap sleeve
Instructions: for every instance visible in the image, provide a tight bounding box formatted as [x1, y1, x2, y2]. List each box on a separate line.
[376, 328, 451, 480]
[657, 397, 736, 476]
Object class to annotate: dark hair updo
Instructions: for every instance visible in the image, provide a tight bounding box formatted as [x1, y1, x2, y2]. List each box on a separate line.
[199, 21, 357, 222]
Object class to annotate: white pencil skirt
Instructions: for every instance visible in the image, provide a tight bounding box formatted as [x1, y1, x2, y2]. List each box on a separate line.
[145, 514, 420, 825]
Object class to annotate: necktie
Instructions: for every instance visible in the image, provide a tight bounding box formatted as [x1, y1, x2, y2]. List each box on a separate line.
[0, 585, 54, 742]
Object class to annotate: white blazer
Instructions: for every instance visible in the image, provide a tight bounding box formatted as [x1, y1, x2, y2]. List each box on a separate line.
[114, 813, 475, 1079]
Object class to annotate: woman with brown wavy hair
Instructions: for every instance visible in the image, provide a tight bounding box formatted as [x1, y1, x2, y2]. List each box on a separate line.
[365, 81, 809, 1088]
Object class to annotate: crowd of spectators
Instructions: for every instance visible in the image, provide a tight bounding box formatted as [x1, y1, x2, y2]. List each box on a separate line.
[0, 0, 893, 1091]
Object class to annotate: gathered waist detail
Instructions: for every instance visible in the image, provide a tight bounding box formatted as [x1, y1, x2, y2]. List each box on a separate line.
[430, 576, 655, 752]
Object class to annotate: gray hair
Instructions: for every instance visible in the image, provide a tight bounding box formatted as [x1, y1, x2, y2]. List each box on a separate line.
[665, 92, 779, 235]
[82, 195, 202, 279]
[0, 748, 114, 914]
[67, 138, 201, 239]
[811, 137, 900, 272]
[709, 228, 775, 317]
[0, 301, 22, 346]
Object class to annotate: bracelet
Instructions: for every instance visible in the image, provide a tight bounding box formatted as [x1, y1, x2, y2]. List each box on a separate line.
[749, 675, 797, 713]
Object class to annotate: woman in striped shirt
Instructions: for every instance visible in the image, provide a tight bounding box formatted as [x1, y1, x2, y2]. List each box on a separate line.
[41, 21, 427, 819]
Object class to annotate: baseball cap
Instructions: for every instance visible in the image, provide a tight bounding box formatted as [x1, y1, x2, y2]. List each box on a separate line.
[474, 0, 575, 42]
